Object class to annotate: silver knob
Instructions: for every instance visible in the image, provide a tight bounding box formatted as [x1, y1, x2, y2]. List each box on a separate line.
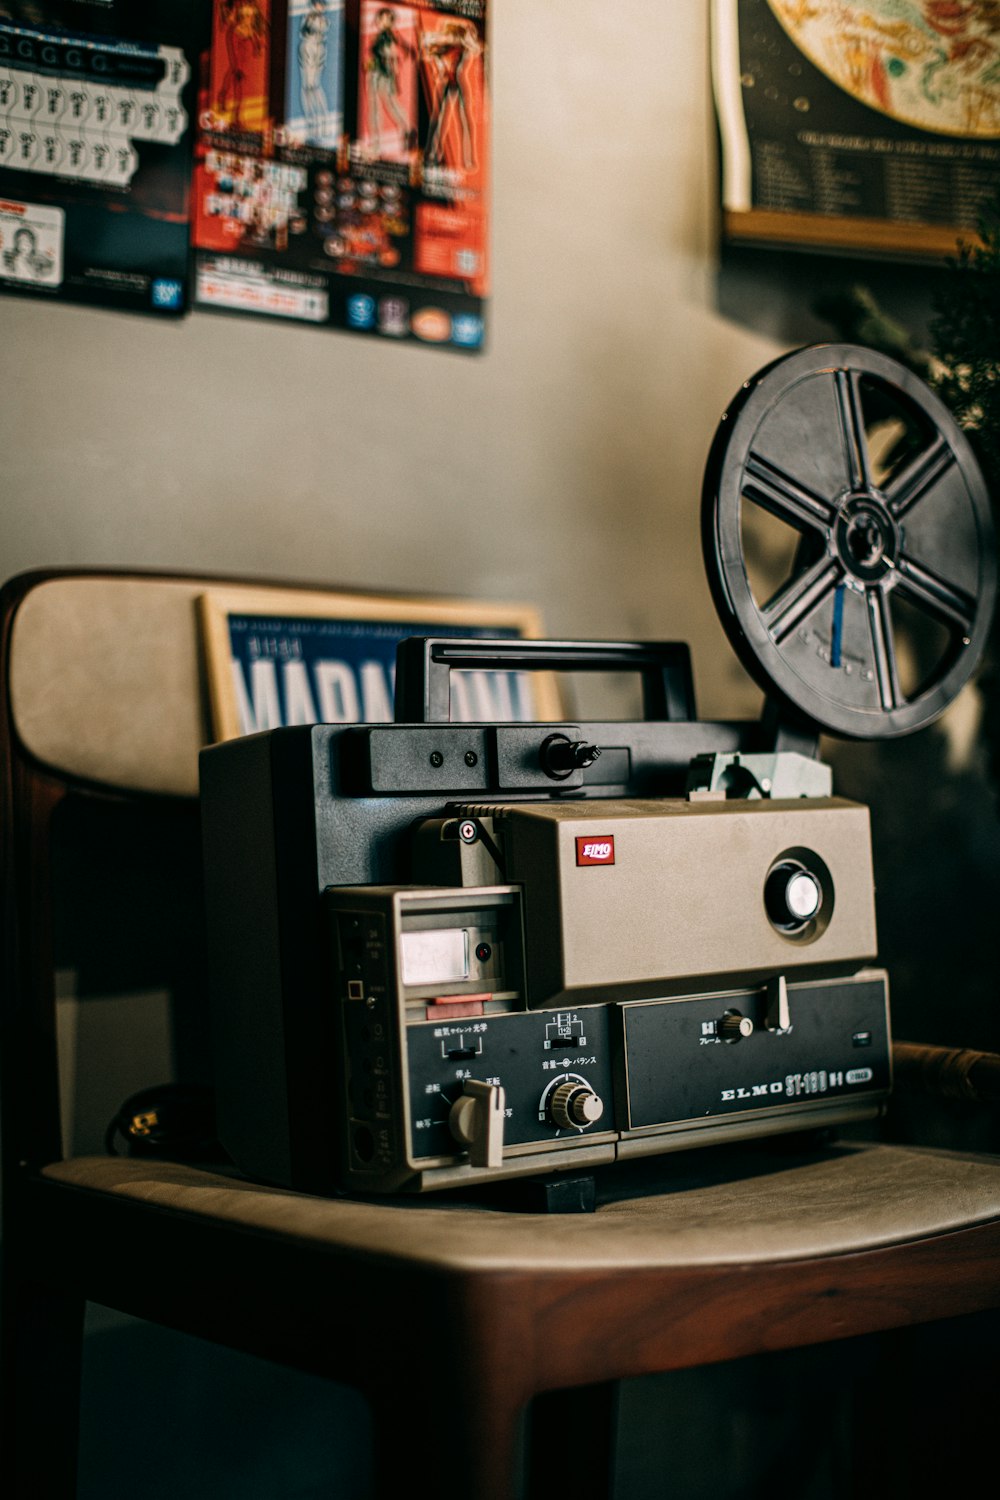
[765, 862, 822, 930]
[549, 1081, 604, 1130]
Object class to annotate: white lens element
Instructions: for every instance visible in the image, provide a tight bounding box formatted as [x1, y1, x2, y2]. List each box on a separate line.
[786, 871, 821, 921]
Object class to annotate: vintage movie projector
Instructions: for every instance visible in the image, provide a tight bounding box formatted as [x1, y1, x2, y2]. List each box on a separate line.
[201, 345, 996, 1194]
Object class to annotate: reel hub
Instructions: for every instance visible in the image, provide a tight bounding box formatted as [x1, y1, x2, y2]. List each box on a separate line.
[835, 496, 899, 582]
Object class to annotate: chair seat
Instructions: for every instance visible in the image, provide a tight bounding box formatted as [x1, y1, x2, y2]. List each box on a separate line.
[44, 1141, 1000, 1271]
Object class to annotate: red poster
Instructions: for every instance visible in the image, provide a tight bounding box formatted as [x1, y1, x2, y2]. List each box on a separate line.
[207, 0, 272, 137]
[413, 5, 486, 291]
[192, 0, 489, 349]
[417, 8, 484, 175]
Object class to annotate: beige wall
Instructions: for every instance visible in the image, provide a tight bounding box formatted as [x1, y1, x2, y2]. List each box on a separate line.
[0, 3, 780, 719]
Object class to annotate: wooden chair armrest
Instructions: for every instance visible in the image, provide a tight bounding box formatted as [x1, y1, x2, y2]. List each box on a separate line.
[893, 1041, 1000, 1105]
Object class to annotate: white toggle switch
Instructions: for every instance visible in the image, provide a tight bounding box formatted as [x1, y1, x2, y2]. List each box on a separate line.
[765, 973, 790, 1032]
[449, 1080, 506, 1168]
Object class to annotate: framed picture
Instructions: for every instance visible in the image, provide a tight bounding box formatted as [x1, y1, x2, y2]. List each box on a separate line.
[712, 0, 1000, 259]
[198, 585, 560, 740]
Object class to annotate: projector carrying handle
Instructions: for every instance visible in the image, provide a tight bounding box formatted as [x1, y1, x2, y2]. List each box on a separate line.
[393, 637, 695, 724]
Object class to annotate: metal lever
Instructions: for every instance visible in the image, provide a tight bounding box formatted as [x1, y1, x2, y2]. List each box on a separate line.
[449, 1080, 506, 1168]
[765, 974, 790, 1032]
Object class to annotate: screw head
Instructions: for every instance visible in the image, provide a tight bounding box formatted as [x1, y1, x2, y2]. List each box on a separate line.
[464, 750, 478, 767]
[429, 751, 444, 768]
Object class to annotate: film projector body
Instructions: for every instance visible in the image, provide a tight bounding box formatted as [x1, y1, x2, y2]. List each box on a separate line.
[201, 345, 997, 1196]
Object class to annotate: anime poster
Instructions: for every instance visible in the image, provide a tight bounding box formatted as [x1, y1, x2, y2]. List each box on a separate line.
[0, 1, 204, 313]
[192, 0, 488, 350]
[207, 0, 271, 138]
[712, 0, 1000, 256]
[417, 8, 483, 173]
[357, 2, 418, 164]
[286, 0, 344, 148]
[412, 5, 486, 285]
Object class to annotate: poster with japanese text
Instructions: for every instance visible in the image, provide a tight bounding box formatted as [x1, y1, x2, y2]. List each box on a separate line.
[0, 1, 204, 313]
[192, 0, 488, 350]
[712, 0, 1000, 257]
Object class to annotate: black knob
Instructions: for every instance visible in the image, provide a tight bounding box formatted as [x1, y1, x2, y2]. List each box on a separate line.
[540, 734, 602, 780]
[718, 1010, 754, 1043]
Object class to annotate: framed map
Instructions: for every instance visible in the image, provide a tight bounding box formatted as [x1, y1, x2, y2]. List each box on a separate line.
[713, 0, 1000, 257]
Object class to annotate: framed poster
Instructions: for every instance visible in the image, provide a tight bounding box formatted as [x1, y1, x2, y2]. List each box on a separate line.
[190, 0, 489, 350]
[0, 0, 205, 313]
[198, 586, 559, 740]
[712, 0, 1000, 257]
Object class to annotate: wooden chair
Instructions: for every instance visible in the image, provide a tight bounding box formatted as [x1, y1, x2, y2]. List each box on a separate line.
[4, 566, 1000, 1500]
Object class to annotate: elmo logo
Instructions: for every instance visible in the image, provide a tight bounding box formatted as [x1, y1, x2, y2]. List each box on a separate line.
[576, 837, 615, 866]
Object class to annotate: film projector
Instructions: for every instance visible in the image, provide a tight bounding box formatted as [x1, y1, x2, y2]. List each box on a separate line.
[201, 344, 997, 1195]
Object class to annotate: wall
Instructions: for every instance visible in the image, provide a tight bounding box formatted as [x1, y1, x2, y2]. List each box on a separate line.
[0, 4, 779, 723]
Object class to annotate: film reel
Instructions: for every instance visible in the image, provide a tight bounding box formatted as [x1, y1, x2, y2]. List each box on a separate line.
[702, 344, 997, 739]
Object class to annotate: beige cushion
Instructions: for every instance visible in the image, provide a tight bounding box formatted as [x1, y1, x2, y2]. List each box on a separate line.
[10, 576, 218, 797]
[44, 1142, 1000, 1272]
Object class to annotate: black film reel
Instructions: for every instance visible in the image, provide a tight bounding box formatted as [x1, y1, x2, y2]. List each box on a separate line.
[702, 344, 997, 739]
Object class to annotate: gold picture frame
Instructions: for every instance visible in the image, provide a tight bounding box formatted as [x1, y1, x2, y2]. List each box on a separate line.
[198, 585, 561, 741]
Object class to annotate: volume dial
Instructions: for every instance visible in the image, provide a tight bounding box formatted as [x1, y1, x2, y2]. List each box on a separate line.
[549, 1081, 605, 1130]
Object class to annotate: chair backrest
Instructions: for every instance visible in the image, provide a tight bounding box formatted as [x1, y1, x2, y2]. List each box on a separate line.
[1, 570, 222, 1192]
[5, 570, 220, 800]
[1, 568, 450, 1186]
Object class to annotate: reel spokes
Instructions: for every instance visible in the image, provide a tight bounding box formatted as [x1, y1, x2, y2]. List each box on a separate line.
[703, 344, 996, 739]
